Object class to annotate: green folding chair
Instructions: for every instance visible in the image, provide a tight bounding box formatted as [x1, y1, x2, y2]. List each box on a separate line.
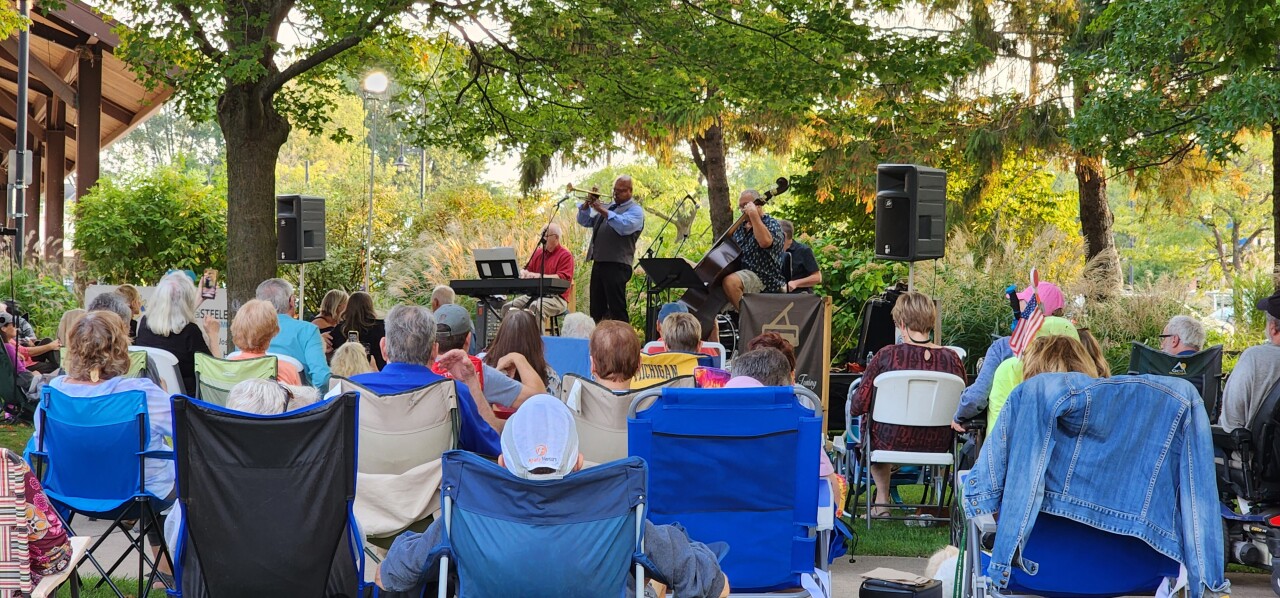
[193, 354, 277, 406]
[126, 350, 148, 378]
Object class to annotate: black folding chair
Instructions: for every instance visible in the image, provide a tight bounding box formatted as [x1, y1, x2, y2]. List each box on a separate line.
[1128, 342, 1223, 420]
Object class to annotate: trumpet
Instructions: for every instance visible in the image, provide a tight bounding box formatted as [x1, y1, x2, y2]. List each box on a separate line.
[566, 183, 610, 203]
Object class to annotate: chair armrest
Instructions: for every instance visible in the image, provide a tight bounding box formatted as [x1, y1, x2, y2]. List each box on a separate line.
[142, 449, 176, 460]
[816, 478, 833, 532]
[1212, 425, 1250, 451]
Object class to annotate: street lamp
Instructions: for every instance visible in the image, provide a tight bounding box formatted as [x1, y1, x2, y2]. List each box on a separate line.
[361, 70, 389, 291]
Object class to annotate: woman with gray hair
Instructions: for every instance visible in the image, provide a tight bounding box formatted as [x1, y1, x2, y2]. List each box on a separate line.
[559, 312, 596, 339]
[135, 272, 221, 393]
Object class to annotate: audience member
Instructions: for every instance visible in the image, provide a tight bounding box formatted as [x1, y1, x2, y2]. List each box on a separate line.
[1020, 335, 1099, 380]
[484, 309, 560, 396]
[55, 309, 85, 348]
[86, 292, 166, 388]
[4, 301, 36, 344]
[977, 318, 1080, 433]
[117, 284, 143, 338]
[312, 289, 349, 354]
[850, 291, 965, 517]
[1075, 328, 1112, 378]
[430, 285, 455, 312]
[747, 332, 797, 373]
[135, 273, 221, 394]
[337, 292, 387, 370]
[0, 313, 40, 408]
[376, 394, 730, 598]
[1161, 315, 1206, 356]
[326, 304, 503, 453]
[39, 312, 173, 566]
[1220, 292, 1280, 431]
[330, 341, 377, 378]
[560, 312, 595, 339]
[661, 313, 702, 354]
[952, 281, 1071, 428]
[431, 304, 542, 409]
[257, 278, 330, 390]
[229, 300, 303, 385]
[646, 303, 721, 358]
[589, 320, 641, 392]
[780, 219, 822, 293]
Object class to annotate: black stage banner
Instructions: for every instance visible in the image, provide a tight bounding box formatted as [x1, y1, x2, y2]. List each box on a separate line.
[740, 293, 832, 423]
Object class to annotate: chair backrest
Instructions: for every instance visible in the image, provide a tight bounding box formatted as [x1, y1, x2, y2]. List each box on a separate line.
[0, 343, 17, 407]
[632, 352, 701, 389]
[641, 340, 663, 355]
[136, 346, 184, 396]
[1238, 378, 1280, 502]
[1128, 342, 1223, 419]
[171, 394, 363, 597]
[628, 386, 821, 592]
[331, 377, 458, 475]
[228, 351, 310, 387]
[701, 342, 727, 368]
[193, 353, 277, 406]
[870, 370, 966, 428]
[126, 350, 148, 378]
[438, 450, 647, 597]
[31, 387, 154, 514]
[542, 336, 591, 381]
[561, 374, 691, 464]
[641, 341, 725, 368]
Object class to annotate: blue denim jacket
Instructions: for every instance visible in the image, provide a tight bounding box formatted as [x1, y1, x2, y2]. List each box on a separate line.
[953, 336, 1011, 422]
[963, 373, 1228, 597]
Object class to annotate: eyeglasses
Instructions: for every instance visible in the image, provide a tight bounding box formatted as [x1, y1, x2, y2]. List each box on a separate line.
[1157, 334, 1174, 338]
[277, 381, 295, 412]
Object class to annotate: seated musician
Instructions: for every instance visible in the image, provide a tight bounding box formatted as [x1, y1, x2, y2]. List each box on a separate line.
[780, 219, 822, 293]
[722, 190, 786, 311]
[504, 223, 575, 320]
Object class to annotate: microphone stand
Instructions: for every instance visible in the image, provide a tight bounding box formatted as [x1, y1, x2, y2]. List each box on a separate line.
[535, 193, 572, 324]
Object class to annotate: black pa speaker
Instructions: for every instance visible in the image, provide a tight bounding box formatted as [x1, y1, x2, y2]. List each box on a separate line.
[874, 164, 946, 262]
[277, 195, 326, 264]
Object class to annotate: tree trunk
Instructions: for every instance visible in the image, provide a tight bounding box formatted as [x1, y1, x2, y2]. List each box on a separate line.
[692, 120, 732, 238]
[218, 85, 291, 318]
[1073, 79, 1121, 298]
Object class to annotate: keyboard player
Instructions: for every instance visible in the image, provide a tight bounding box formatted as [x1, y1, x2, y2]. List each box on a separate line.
[502, 223, 575, 320]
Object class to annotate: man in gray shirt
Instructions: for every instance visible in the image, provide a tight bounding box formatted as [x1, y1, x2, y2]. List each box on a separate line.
[1219, 292, 1280, 431]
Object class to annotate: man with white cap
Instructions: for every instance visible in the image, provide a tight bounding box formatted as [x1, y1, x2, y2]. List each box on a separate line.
[377, 394, 730, 597]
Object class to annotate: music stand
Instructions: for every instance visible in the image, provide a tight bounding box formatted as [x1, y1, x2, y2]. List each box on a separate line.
[638, 258, 702, 342]
[473, 247, 519, 279]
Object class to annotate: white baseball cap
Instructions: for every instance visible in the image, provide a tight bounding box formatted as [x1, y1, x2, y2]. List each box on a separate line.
[499, 394, 580, 480]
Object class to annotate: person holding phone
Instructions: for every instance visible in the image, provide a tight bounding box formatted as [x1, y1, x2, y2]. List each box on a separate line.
[337, 292, 387, 369]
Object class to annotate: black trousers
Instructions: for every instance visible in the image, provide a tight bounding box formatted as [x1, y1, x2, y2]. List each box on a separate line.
[590, 261, 632, 322]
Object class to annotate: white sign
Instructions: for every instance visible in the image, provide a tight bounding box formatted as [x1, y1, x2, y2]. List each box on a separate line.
[85, 284, 229, 349]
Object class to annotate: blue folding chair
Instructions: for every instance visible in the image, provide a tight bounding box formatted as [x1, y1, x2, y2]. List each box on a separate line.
[432, 450, 653, 597]
[628, 386, 831, 596]
[543, 336, 592, 380]
[169, 393, 366, 597]
[28, 387, 174, 598]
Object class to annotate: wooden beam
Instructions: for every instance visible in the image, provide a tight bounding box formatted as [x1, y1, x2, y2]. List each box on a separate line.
[99, 96, 135, 125]
[44, 99, 65, 263]
[43, 5, 121, 50]
[0, 38, 77, 107]
[0, 65, 54, 97]
[28, 22, 87, 52]
[0, 90, 47, 141]
[75, 44, 100, 200]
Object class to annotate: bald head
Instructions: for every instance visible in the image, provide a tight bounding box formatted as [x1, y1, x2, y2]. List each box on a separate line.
[613, 176, 633, 203]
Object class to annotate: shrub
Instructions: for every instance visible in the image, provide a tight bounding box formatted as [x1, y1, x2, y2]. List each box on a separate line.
[0, 267, 78, 337]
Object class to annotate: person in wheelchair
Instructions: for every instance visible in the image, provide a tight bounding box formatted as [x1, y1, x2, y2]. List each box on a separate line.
[1219, 292, 1280, 432]
[849, 291, 965, 518]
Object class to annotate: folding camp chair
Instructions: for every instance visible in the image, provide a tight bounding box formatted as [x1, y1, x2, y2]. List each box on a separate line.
[433, 450, 653, 597]
[192, 353, 277, 405]
[628, 385, 832, 597]
[126, 350, 148, 377]
[137, 347, 185, 396]
[227, 350, 309, 386]
[330, 377, 458, 547]
[542, 335, 591, 380]
[169, 393, 366, 597]
[28, 387, 174, 598]
[559, 373, 692, 465]
[0, 448, 90, 598]
[1128, 342, 1223, 420]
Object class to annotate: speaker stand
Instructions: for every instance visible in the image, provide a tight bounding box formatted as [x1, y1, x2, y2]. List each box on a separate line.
[298, 262, 306, 320]
[907, 261, 914, 291]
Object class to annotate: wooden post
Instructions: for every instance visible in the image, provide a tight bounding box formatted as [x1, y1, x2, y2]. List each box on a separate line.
[23, 141, 40, 262]
[74, 44, 100, 200]
[44, 99, 64, 263]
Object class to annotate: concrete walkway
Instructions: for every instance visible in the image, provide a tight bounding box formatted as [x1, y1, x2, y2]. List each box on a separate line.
[71, 518, 1276, 597]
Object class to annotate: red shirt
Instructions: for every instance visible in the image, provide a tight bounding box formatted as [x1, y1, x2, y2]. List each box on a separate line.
[525, 244, 575, 299]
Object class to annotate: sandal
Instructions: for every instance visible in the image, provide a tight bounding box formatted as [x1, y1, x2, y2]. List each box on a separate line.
[869, 507, 893, 518]
[152, 571, 175, 591]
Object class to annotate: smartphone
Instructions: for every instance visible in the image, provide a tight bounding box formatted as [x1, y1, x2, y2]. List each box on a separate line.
[199, 269, 218, 301]
[347, 331, 359, 344]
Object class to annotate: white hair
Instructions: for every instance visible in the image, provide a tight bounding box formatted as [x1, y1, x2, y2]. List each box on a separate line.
[431, 285, 455, 307]
[1166, 315, 1206, 351]
[226, 378, 319, 415]
[385, 304, 436, 364]
[256, 278, 295, 315]
[560, 312, 596, 339]
[145, 273, 199, 337]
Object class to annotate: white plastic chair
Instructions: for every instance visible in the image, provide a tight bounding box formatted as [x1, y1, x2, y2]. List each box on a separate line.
[32, 535, 91, 598]
[640, 340, 726, 368]
[863, 369, 965, 527]
[136, 346, 184, 396]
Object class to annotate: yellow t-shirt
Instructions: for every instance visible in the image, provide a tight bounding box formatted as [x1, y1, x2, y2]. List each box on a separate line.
[631, 352, 700, 389]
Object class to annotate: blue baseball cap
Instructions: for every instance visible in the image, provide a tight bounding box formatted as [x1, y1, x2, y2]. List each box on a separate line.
[657, 302, 688, 322]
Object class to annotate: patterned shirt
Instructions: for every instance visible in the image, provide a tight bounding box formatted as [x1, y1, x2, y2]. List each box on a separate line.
[732, 214, 785, 292]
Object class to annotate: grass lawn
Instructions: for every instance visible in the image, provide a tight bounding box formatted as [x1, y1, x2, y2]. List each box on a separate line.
[846, 483, 951, 558]
[0, 423, 31, 454]
[54, 576, 164, 598]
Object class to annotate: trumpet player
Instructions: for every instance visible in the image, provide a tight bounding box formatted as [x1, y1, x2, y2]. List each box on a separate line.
[575, 175, 645, 323]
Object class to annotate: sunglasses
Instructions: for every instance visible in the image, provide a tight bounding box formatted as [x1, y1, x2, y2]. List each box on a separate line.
[277, 381, 295, 412]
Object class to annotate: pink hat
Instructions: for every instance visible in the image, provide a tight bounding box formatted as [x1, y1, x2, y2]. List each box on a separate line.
[1017, 282, 1065, 315]
[724, 376, 765, 389]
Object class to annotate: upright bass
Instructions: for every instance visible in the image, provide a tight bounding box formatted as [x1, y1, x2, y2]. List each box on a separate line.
[678, 177, 789, 338]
